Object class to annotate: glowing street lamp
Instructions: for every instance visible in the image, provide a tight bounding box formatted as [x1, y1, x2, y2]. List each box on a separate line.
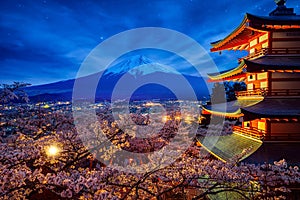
[162, 115, 171, 123]
[175, 115, 181, 121]
[46, 145, 60, 157]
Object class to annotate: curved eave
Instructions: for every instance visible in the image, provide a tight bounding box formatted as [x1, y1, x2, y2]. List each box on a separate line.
[244, 60, 300, 72]
[210, 14, 249, 52]
[202, 106, 243, 118]
[208, 73, 246, 83]
[210, 13, 300, 52]
[210, 14, 267, 52]
[207, 60, 246, 81]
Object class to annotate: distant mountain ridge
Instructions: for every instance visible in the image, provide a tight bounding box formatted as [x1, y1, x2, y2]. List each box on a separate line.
[25, 55, 209, 102]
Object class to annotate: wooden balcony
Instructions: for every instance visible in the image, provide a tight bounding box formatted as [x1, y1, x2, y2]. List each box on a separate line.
[239, 48, 300, 62]
[234, 126, 300, 141]
[233, 126, 265, 140]
[238, 48, 267, 62]
[236, 88, 300, 98]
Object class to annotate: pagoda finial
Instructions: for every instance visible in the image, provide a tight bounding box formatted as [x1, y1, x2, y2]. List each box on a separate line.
[274, 0, 286, 6]
[270, 0, 295, 16]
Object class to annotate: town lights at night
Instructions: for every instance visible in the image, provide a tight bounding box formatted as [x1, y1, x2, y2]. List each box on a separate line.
[1, 0, 300, 199]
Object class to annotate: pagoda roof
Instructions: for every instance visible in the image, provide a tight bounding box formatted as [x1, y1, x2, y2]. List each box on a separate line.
[207, 60, 246, 81]
[211, 13, 300, 52]
[197, 133, 262, 162]
[207, 55, 300, 81]
[202, 99, 263, 118]
[241, 98, 300, 118]
[244, 55, 300, 72]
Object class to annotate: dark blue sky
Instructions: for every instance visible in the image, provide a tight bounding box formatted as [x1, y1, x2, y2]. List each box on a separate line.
[0, 0, 299, 85]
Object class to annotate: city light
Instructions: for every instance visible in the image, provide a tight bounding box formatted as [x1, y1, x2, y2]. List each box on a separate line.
[184, 115, 193, 124]
[162, 115, 171, 123]
[175, 115, 181, 121]
[46, 145, 60, 157]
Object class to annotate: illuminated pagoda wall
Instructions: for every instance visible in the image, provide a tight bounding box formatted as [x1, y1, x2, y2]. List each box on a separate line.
[205, 0, 300, 141]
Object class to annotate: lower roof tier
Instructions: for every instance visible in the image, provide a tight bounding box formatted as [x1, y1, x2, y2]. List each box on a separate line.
[197, 132, 262, 162]
[203, 98, 300, 119]
[202, 98, 263, 118]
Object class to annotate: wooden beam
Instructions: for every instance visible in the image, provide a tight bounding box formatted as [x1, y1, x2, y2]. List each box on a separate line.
[238, 44, 248, 50]
[271, 78, 300, 82]
[285, 70, 294, 73]
[272, 38, 300, 42]
[247, 26, 267, 33]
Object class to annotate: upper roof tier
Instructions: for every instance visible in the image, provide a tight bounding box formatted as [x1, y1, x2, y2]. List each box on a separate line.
[242, 98, 300, 119]
[244, 55, 300, 72]
[211, 3, 300, 52]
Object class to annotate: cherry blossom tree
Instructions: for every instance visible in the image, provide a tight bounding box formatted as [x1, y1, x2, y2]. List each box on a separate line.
[0, 82, 31, 103]
[0, 98, 299, 199]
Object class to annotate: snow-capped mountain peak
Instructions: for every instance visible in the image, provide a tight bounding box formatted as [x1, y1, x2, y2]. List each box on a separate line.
[104, 55, 180, 77]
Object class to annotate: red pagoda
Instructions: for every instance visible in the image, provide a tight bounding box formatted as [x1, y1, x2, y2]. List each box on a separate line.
[199, 0, 300, 163]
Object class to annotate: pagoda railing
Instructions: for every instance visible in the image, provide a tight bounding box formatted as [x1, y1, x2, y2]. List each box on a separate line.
[236, 88, 300, 97]
[239, 48, 268, 62]
[268, 48, 300, 55]
[236, 88, 267, 97]
[239, 47, 300, 62]
[268, 89, 300, 96]
[233, 126, 265, 140]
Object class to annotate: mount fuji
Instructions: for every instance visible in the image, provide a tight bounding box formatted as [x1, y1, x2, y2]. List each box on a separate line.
[104, 55, 180, 77]
[25, 55, 209, 102]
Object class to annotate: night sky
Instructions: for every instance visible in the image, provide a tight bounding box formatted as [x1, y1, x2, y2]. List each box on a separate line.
[1, 0, 299, 85]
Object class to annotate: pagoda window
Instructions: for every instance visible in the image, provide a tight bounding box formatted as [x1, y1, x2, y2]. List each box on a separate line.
[258, 121, 266, 131]
[247, 74, 255, 81]
[247, 83, 254, 90]
[250, 38, 258, 47]
[262, 42, 268, 48]
[257, 72, 268, 80]
[260, 81, 268, 89]
[244, 121, 250, 128]
[259, 33, 268, 43]
[250, 48, 255, 54]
